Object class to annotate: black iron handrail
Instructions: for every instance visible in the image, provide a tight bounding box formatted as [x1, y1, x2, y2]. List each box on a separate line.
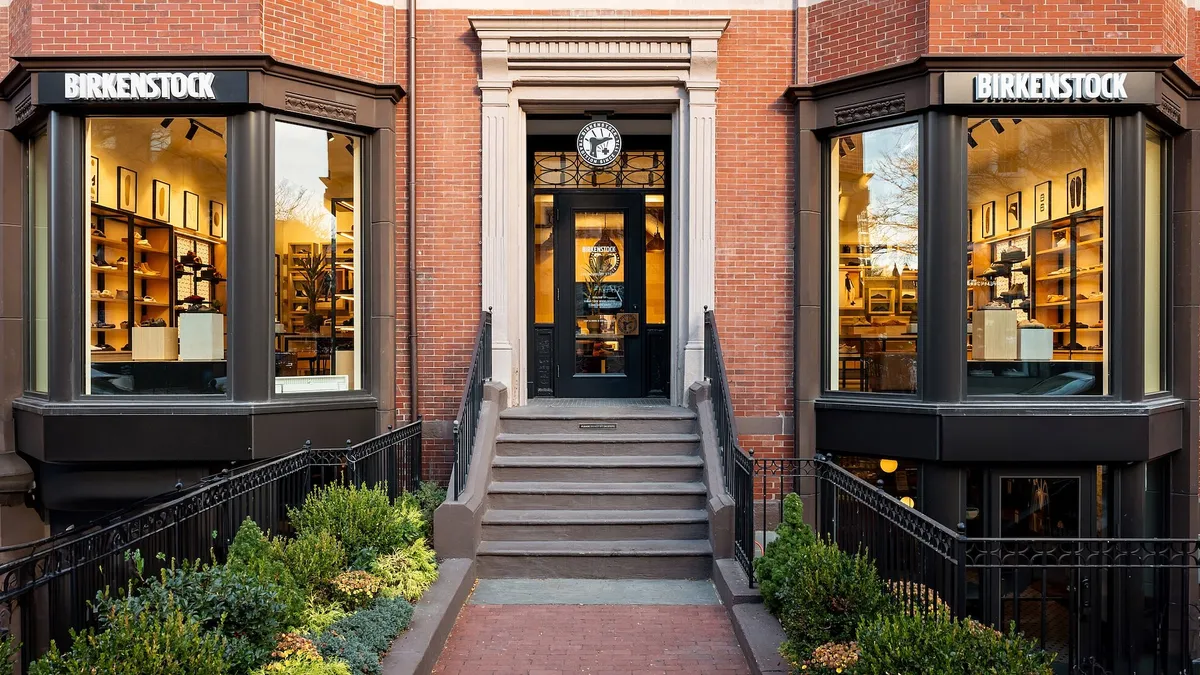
[703, 308, 745, 494]
[451, 309, 492, 500]
[0, 420, 422, 669]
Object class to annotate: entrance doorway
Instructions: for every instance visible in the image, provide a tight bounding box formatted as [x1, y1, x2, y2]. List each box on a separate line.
[528, 136, 670, 399]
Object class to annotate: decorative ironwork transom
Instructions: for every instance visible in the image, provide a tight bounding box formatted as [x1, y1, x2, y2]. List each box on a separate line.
[534, 151, 666, 189]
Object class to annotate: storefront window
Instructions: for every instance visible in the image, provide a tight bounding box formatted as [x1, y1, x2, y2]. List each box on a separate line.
[85, 118, 228, 395]
[273, 122, 361, 393]
[1144, 128, 1166, 394]
[27, 132, 49, 393]
[835, 454, 920, 508]
[966, 118, 1108, 396]
[829, 124, 919, 393]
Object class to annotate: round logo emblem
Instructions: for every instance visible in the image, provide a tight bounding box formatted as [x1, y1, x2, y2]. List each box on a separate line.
[577, 121, 622, 167]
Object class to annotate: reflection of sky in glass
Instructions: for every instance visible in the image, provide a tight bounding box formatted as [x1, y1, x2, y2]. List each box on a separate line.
[275, 123, 332, 239]
[862, 125, 919, 273]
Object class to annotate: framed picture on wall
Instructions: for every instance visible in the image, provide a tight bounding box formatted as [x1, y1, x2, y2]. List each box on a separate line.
[981, 200, 996, 239]
[183, 191, 200, 231]
[966, 208, 973, 243]
[116, 166, 137, 213]
[1005, 191, 1021, 232]
[209, 200, 225, 239]
[89, 156, 99, 204]
[152, 180, 171, 222]
[1066, 168, 1087, 214]
[1033, 181, 1052, 223]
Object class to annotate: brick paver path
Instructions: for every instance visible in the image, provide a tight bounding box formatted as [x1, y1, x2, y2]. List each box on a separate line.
[432, 604, 751, 675]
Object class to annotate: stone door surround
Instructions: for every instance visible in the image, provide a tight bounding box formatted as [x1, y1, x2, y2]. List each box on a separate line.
[469, 15, 729, 404]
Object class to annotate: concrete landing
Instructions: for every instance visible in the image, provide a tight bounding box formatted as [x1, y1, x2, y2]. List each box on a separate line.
[469, 578, 721, 605]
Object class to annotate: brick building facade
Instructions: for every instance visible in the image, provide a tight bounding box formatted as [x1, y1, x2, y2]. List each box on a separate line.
[0, 0, 1195, 566]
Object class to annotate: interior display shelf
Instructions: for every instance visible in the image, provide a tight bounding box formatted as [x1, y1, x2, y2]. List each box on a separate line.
[1039, 298, 1104, 307]
[1050, 328, 1104, 333]
[91, 203, 226, 246]
[89, 326, 129, 332]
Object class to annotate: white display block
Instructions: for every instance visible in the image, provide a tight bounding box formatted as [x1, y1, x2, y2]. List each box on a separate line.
[179, 312, 225, 361]
[335, 350, 355, 390]
[132, 326, 178, 361]
[972, 308, 1018, 361]
[1018, 328, 1053, 361]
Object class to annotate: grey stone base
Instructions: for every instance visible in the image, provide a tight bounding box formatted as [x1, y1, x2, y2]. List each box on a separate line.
[713, 557, 789, 675]
[381, 558, 475, 675]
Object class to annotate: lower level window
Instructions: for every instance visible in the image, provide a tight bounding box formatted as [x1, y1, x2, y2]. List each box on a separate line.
[272, 121, 362, 393]
[85, 118, 228, 395]
[835, 454, 919, 508]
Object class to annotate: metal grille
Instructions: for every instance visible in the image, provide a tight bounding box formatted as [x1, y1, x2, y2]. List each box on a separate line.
[534, 151, 666, 189]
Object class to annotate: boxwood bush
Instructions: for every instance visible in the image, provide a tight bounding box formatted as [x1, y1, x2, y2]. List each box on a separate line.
[855, 611, 1055, 675]
[310, 596, 414, 675]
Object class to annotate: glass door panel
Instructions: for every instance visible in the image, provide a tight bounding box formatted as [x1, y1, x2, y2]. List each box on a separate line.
[573, 211, 626, 375]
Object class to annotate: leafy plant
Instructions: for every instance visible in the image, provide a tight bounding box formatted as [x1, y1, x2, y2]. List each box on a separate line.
[754, 492, 818, 617]
[329, 571, 383, 609]
[411, 482, 447, 541]
[96, 558, 290, 674]
[0, 632, 19, 675]
[371, 538, 438, 602]
[855, 611, 1055, 675]
[253, 657, 351, 675]
[290, 483, 424, 562]
[310, 597, 414, 675]
[295, 598, 350, 635]
[798, 641, 861, 674]
[30, 593, 227, 675]
[227, 518, 305, 626]
[284, 531, 348, 594]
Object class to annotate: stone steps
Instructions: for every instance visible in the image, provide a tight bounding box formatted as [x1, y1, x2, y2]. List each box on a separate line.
[490, 455, 704, 483]
[476, 539, 713, 579]
[482, 508, 709, 541]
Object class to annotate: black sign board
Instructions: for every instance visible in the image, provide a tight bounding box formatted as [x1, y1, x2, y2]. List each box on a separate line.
[38, 71, 249, 105]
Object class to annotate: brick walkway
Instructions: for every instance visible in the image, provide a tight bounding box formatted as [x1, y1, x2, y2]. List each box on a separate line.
[432, 603, 750, 675]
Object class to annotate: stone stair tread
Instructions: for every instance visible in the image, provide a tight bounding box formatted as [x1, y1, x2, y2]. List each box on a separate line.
[483, 508, 708, 525]
[500, 406, 697, 420]
[496, 432, 700, 443]
[488, 481, 706, 494]
[492, 455, 702, 468]
[477, 539, 713, 556]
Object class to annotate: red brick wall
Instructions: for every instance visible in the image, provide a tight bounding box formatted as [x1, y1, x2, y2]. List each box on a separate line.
[806, 0, 928, 83]
[715, 11, 795, 424]
[928, 0, 1180, 55]
[264, 0, 389, 82]
[18, 1, 263, 55]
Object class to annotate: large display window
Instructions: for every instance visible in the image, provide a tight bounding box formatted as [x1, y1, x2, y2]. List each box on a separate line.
[85, 118, 228, 395]
[829, 123, 920, 393]
[272, 121, 362, 393]
[27, 132, 49, 394]
[965, 118, 1108, 396]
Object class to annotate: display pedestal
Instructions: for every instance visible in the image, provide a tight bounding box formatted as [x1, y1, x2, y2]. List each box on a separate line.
[1018, 328, 1053, 361]
[179, 312, 225, 361]
[973, 308, 1018, 360]
[335, 350, 355, 390]
[132, 326, 178, 361]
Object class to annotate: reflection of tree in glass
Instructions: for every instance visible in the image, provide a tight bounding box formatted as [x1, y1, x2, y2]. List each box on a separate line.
[275, 179, 331, 239]
[856, 127, 919, 274]
[967, 119, 1104, 202]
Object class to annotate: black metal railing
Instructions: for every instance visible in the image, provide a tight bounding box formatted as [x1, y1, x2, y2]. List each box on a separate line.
[703, 308, 741, 495]
[451, 309, 492, 500]
[0, 421, 422, 670]
[741, 456, 1200, 674]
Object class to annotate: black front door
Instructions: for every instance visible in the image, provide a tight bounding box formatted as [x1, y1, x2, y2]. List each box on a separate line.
[554, 192, 646, 397]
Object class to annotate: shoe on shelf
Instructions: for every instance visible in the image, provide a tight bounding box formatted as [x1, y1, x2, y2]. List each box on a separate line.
[1087, 344, 1104, 351]
[1054, 236, 1069, 249]
[89, 343, 106, 352]
[1018, 319, 1044, 329]
[135, 235, 152, 248]
[115, 289, 130, 300]
[181, 251, 201, 266]
[344, 248, 354, 255]
[142, 295, 157, 303]
[116, 256, 127, 265]
[91, 228, 105, 238]
[135, 262, 159, 276]
[90, 321, 114, 329]
[342, 317, 354, 326]
[120, 343, 131, 351]
[120, 320, 130, 329]
[1094, 320, 1104, 328]
[1070, 321, 1089, 328]
[95, 289, 115, 299]
[95, 343, 115, 352]
[1087, 291, 1104, 300]
[1063, 341, 1085, 350]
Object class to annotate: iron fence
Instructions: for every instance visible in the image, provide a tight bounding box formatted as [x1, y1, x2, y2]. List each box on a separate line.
[739, 456, 1200, 675]
[703, 308, 740, 495]
[0, 420, 422, 671]
[451, 309, 492, 500]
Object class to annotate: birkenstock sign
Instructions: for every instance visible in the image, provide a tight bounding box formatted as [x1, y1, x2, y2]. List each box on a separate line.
[944, 71, 1156, 105]
[38, 71, 249, 105]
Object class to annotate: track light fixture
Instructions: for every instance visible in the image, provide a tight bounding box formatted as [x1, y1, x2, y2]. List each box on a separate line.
[160, 118, 174, 128]
[185, 120, 199, 141]
[989, 118, 1005, 135]
[345, 142, 354, 156]
[967, 132, 978, 149]
[844, 137, 856, 152]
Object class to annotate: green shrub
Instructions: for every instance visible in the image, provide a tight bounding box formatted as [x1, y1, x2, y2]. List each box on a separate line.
[227, 518, 306, 626]
[855, 611, 1055, 675]
[754, 493, 891, 661]
[252, 657, 351, 675]
[30, 594, 227, 675]
[99, 558, 290, 674]
[371, 537, 438, 602]
[284, 531, 348, 594]
[296, 597, 351, 635]
[411, 481, 446, 540]
[329, 570, 384, 609]
[753, 492, 818, 617]
[0, 632, 19, 675]
[311, 596, 414, 675]
[290, 484, 424, 562]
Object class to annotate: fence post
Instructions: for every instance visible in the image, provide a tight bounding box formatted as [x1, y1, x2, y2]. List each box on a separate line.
[452, 419, 462, 500]
[953, 522, 968, 620]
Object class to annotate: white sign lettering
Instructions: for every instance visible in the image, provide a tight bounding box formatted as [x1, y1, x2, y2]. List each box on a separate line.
[63, 72, 218, 101]
[973, 72, 1128, 103]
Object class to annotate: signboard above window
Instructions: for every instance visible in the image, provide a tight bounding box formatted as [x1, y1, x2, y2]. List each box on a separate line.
[943, 71, 1156, 105]
[37, 71, 250, 105]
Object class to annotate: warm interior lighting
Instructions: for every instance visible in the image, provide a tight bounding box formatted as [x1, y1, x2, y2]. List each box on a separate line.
[900, 496, 915, 508]
[879, 458, 899, 474]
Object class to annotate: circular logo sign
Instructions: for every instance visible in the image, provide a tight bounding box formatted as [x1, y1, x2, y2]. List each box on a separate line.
[577, 121, 622, 167]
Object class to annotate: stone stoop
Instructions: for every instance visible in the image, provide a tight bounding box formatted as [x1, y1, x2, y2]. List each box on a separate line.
[476, 404, 712, 579]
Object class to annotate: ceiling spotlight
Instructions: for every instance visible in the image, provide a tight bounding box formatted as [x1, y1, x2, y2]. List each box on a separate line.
[1013, 118, 1023, 125]
[844, 137, 856, 152]
[185, 120, 199, 141]
[967, 132, 978, 149]
[160, 118, 174, 128]
[328, 132, 336, 143]
[345, 142, 354, 156]
[990, 119, 1005, 135]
